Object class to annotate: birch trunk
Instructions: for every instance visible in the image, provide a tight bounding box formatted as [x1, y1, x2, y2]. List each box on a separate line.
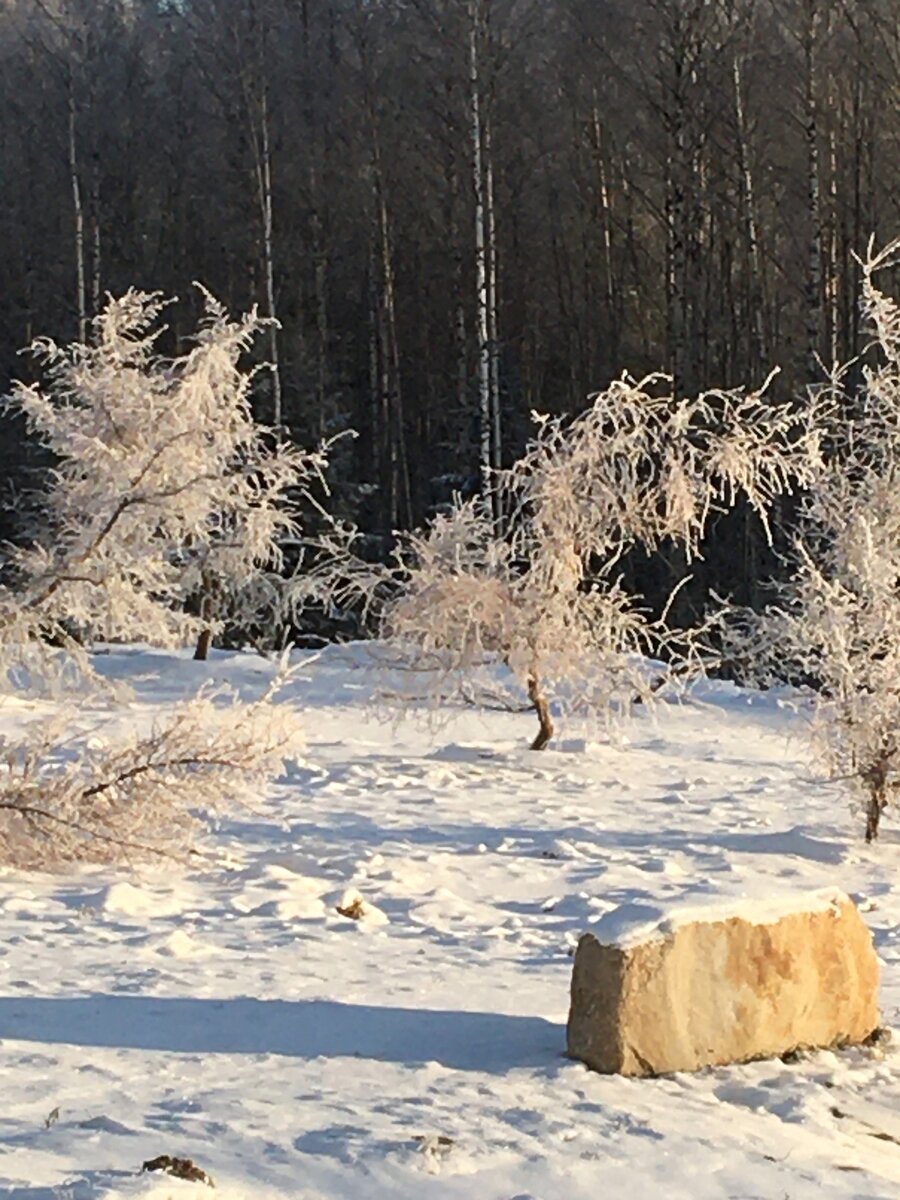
[827, 125, 839, 367]
[590, 96, 618, 369]
[68, 90, 86, 342]
[258, 87, 281, 426]
[803, 0, 823, 380]
[484, 105, 502, 522]
[470, 0, 492, 508]
[376, 181, 411, 527]
[733, 52, 767, 371]
[302, 6, 328, 437]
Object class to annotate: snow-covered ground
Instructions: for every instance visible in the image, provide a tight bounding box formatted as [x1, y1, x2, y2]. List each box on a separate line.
[1, 645, 899, 1200]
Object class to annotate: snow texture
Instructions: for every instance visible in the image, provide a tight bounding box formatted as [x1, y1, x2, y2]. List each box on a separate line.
[0, 645, 898, 1199]
[592, 886, 849, 949]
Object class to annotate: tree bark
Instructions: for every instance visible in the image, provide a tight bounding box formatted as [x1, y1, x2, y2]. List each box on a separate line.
[375, 180, 411, 528]
[311, 169, 329, 434]
[527, 673, 554, 750]
[470, 0, 492, 509]
[194, 628, 212, 661]
[590, 95, 618, 371]
[68, 88, 86, 342]
[864, 784, 885, 843]
[257, 85, 281, 425]
[91, 174, 101, 320]
[358, 15, 412, 530]
[827, 123, 839, 367]
[803, 0, 823, 380]
[863, 757, 889, 842]
[447, 155, 468, 421]
[485, 104, 502, 525]
[733, 51, 766, 373]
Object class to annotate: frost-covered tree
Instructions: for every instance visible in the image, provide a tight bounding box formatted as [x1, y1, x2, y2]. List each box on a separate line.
[1, 289, 328, 675]
[739, 238, 900, 841]
[0, 679, 304, 869]
[384, 373, 818, 749]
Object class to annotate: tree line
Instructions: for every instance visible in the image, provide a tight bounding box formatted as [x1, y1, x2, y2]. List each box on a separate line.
[1, 0, 898, 610]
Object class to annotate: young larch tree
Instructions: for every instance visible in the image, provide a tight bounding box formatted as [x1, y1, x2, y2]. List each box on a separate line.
[1, 288, 328, 677]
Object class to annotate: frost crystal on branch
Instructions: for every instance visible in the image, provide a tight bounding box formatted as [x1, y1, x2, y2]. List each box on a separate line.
[733, 238, 900, 841]
[1, 288, 329, 678]
[0, 682, 304, 869]
[383, 372, 813, 749]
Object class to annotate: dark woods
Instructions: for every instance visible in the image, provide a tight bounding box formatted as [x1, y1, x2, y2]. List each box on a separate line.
[1, 0, 898, 619]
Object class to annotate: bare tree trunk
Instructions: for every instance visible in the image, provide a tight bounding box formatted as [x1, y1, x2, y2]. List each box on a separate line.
[663, 45, 690, 402]
[849, 15, 865, 367]
[665, 147, 687, 399]
[448, 159, 468, 419]
[733, 52, 766, 371]
[827, 124, 839, 367]
[357, 13, 412, 530]
[619, 162, 648, 362]
[68, 90, 86, 342]
[527, 673, 554, 751]
[91, 174, 101, 319]
[590, 95, 618, 369]
[732, 43, 766, 605]
[258, 86, 281, 425]
[238, 26, 281, 425]
[368, 231, 391, 524]
[687, 115, 707, 395]
[803, 0, 823, 380]
[311, 168, 329, 434]
[864, 760, 888, 843]
[376, 182, 412, 528]
[301, 0, 327, 437]
[485, 106, 501, 523]
[194, 628, 213, 662]
[470, 0, 492, 507]
[193, 583, 214, 660]
[375, 189, 398, 526]
[366, 236, 386, 501]
[865, 793, 883, 843]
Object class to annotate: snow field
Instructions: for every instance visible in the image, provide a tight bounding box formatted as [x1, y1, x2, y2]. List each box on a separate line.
[0, 645, 898, 1198]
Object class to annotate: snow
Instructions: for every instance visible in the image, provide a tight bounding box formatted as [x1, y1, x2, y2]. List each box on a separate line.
[591, 885, 850, 949]
[0, 644, 899, 1199]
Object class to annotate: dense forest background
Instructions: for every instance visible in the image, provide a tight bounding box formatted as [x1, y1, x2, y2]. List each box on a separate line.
[1, 0, 898, 616]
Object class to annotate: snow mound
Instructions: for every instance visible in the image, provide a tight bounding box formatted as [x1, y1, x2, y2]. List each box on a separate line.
[229, 867, 330, 921]
[593, 886, 850, 948]
[97, 882, 190, 918]
[156, 929, 205, 958]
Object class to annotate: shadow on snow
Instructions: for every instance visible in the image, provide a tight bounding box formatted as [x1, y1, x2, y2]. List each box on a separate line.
[0, 995, 564, 1074]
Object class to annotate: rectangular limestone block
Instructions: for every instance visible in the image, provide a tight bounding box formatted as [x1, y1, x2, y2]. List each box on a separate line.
[567, 889, 880, 1076]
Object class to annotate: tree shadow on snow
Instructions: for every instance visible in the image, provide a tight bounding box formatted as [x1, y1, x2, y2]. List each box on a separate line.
[0, 1192, 76, 1199]
[280, 815, 848, 867]
[0, 996, 564, 1073]
[559, 824, 847, 867]
[0, 1171, 131, 1199]
[0, 1193, 73, 1200]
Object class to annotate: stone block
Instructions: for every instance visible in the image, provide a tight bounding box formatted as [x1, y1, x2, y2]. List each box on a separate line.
[567, 889, 880, 1075]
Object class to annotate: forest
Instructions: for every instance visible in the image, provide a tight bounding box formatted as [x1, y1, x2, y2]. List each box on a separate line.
[0, 0, 899, 612]
[2, 8, 900, 1195]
